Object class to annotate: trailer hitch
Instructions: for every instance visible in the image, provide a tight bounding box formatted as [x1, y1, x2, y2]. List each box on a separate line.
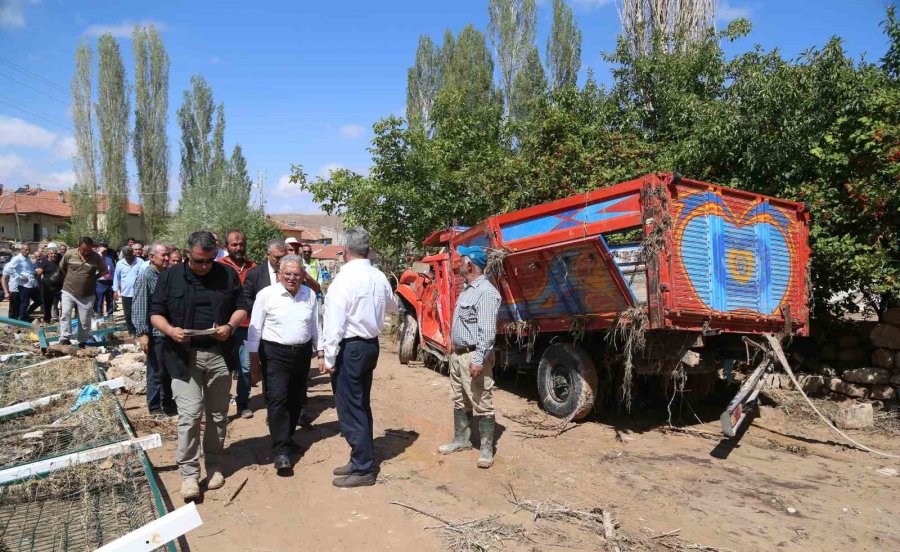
[720, 337, 773, 438]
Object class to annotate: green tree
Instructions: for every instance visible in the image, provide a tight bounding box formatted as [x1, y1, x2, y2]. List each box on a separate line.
[488, 0, 537, 121]
[96, 34, 130, 247]
[440, 25, 498, 115]
[177, 75, 215, 192]
[510, 46, 547, 122]
[70, 40, 98, 237]
[406, 35, 443, 131]
[546, 0, 581, 90]
[133, 24, 170, 241]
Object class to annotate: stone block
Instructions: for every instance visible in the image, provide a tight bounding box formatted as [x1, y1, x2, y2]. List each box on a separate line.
[870, 385, 896, 401]
[871, 324, 900, 350]
[884, 307, 900, 326]
[797, 374, 825, 396]
[891, 374, 900, 386]
[827, 377, 870, 399]
[873, 349, 894, 368]
[833, 402, 874, 430]
[842, 367, 891, 385]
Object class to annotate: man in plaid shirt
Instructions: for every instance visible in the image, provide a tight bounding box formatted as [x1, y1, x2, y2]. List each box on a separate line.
[438, 245, 502, 469]
[133, 243, 173, 418]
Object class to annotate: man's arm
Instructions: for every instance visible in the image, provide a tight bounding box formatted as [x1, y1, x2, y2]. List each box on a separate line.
[132, 272, 149, 335]
[320, 278, 349, 371]
[112, 261, 122, 293]
[97, 255, 108, 277]
[1, 272, 9, 297]
[149, 271, 186, 344]
[471, 289, 502, 371]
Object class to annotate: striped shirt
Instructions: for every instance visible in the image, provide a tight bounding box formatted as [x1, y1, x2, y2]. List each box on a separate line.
[132, 265, 162, 337]
[450, 276, 502, 367]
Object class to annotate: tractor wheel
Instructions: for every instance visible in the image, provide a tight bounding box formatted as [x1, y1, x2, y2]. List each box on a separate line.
[537, 343, 599, 420]
[398, 314, 419, 365]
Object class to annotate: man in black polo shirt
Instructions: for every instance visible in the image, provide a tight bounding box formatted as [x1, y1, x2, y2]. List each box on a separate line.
[150, 231, 247, 502]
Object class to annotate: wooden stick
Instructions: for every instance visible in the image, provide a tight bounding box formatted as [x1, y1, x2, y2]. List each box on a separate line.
[225, 476, 249, 507]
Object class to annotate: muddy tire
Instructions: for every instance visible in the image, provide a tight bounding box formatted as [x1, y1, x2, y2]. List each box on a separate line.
[398, 314, 419, 365]
[537, 343, 598, 420]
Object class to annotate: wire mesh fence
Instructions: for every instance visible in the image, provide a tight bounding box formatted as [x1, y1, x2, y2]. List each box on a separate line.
[0, 359, 100, 408]
[0, 449, 166, 552]
[0, 390, 131, 470]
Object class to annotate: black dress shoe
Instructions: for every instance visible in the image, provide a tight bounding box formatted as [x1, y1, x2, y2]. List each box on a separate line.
[274, 454, 291, 470]
[333, 461, 352, 476]
[333, 473, 376, 488]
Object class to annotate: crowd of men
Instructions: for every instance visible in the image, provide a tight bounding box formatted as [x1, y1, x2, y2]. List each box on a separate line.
[1, 226, 503, 502]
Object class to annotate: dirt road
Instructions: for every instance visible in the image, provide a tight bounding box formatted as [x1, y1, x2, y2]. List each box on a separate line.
[134, 340, 900, 551]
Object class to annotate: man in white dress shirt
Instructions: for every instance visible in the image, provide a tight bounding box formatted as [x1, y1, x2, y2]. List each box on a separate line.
[248, 255, 320, 473]
[320, 227, 397, 488]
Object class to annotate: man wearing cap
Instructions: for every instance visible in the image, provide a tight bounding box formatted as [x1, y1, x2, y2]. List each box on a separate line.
[438, 245, 502, 469]
[285, 236, 301, 255]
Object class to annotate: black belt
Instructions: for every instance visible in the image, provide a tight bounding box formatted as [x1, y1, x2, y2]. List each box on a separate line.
[262, 339, 312, 352]
[452, 344, 476, 355]
[341, 336, 379, 345]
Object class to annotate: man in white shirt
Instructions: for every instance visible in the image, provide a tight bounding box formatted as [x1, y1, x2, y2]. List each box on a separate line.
[320, 227, 397, 488]
[248, 255, 320, 474]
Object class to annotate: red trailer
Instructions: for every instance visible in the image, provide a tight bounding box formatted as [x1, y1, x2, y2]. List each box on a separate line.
[396, 173, 810, 430]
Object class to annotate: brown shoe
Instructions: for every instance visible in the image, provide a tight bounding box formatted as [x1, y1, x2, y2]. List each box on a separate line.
[332, 473, 376, 488]
[207, 470, 225, 490]
[181, 478, 201, 502]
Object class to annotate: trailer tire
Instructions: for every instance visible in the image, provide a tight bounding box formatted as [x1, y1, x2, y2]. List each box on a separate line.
[398, 314, 419, 365]
[537, 343, 598, 420]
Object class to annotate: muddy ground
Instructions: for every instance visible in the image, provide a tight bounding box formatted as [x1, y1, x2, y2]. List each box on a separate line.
[129, 339, 900, 552]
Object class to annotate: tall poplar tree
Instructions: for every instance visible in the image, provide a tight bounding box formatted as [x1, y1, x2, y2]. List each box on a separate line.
[440, 24, 497, 111]
[511, 46, 547, 121]
[70, 40, 98, 236]
[547, 0, 582, 90]
[406, 35, 444, 131]
[488, 0, 537, 121]
[177, 75, 215, 191]
[133, 24, 169, 241]
[96, 34, 130, 246]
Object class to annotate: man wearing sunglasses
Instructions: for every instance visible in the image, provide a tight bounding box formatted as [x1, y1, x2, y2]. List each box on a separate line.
[150, 231, 248, 502]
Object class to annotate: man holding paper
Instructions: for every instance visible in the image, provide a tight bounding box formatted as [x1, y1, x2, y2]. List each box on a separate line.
[150, 231, 248, 502]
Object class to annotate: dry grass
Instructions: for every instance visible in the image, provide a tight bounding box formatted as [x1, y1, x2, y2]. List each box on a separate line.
[0, 390, 126, 468]
[607, 307, 648, 412]
[391, 501, 525, 552]
[0, 358, 98, 407]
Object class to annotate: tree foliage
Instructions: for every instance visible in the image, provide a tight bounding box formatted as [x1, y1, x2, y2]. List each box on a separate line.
[133, 24, 170, 241]
[488, 0, 537, 121]
[70, 40, 99, 237]
[96, 34, 130, 247]
[546, 0, 581, 90]
[300, 5, 900, 318]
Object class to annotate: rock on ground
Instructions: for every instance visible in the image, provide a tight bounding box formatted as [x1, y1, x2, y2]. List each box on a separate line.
[837, 348, 866, 364]
[842, 367, 891, 385]
[872, 349, 894, 368]
[833, 402, 874, 430]
[871, 324, 900, 350]
[870, 385, 896, 401]
[827, 377, 870, 399]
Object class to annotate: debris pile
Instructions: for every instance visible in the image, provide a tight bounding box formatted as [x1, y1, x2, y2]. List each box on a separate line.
[98, 347, 148, 395]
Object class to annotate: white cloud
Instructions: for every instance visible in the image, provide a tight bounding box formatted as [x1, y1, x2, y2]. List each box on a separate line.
[718, 2, 751, 23]
[53, 136, 77, 159]
[0, 153, 75, 189]
[209, 56, 223, 65]
[0, 115, 56, 148]
[570, 0, 614, 11]
[0, 115, 76, 159]
[271, 174, 307, 199]
[84, 19, 167, 38]
[338, 124, 365, 139]
[316, 163, 345, 179]
[0, 0, 38, 29]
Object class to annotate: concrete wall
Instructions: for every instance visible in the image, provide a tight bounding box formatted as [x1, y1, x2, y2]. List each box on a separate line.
[0, 214, 69, 243]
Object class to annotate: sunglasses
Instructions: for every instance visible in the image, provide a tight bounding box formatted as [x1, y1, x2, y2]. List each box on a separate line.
[190, 256, 216, 265]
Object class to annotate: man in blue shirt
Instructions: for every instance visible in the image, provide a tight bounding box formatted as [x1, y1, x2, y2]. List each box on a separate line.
[6, 244, 37, 322]
[113, 245, 145, 336]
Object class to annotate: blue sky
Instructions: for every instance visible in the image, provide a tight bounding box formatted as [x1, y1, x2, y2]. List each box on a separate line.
[0, 0, 895, 214]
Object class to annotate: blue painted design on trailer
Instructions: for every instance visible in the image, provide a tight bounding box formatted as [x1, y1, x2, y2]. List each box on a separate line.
[500, 196, 640, 243]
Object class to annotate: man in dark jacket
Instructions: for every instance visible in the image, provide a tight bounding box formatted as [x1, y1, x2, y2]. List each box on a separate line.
[150, 231, 247, 502]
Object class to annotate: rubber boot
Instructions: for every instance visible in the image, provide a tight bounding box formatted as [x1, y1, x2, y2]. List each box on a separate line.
[438, 409, 472, 454]
[476, 416, 495, 469]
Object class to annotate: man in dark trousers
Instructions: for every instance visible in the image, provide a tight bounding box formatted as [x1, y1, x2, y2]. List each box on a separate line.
[133, 243, 174, 418]
[150, 231, 247, 502]
[247, 255, 320, 473]
[218, 229, 257, 419]
[319, 227, 397, 488]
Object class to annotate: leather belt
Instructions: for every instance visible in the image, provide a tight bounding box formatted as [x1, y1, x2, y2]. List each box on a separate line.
[262, 339, 311, 352]
[452, 345, 476, 355]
